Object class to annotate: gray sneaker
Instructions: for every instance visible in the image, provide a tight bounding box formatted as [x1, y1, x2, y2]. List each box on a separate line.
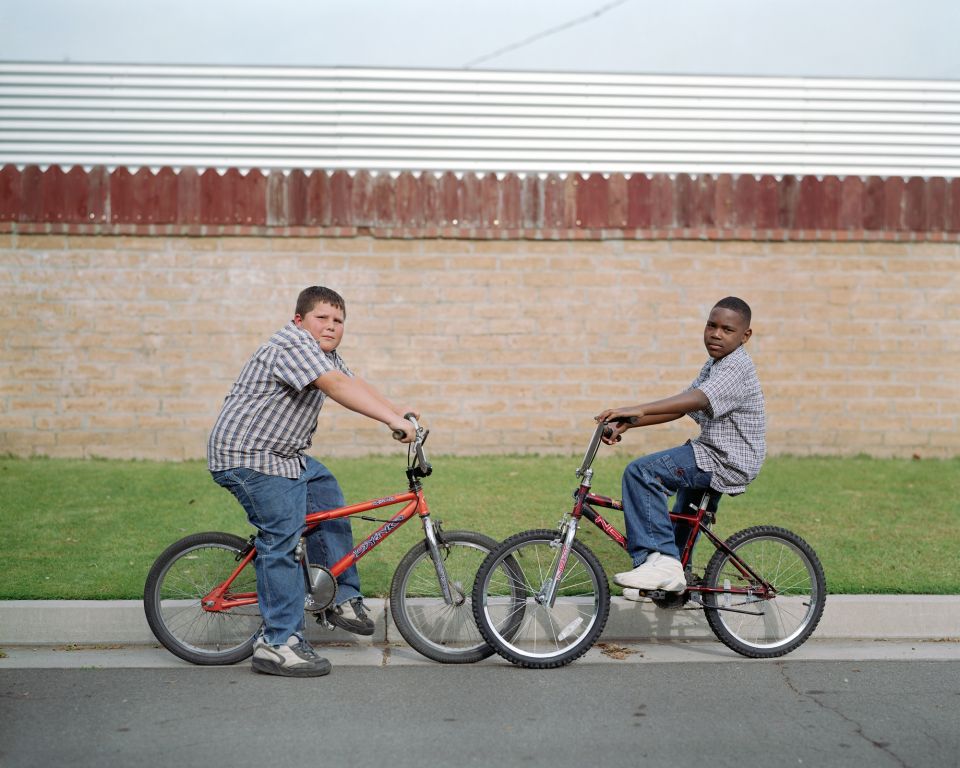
[324, 597, 375, 636]
[251, 632, 332, 677]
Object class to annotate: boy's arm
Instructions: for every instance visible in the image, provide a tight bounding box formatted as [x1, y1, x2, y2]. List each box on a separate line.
[351, 376, 417, 421]
[312, 371, 416, 442]
[596, 389, 709, 441]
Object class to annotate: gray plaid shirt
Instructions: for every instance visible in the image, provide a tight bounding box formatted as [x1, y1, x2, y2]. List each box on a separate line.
[207, 322, 353, 478]
[687, 345, 766, 495]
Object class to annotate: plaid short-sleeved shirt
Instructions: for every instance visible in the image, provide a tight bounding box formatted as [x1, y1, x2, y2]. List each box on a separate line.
[207, 322, 353, 478]
[687, 345, 766, 495]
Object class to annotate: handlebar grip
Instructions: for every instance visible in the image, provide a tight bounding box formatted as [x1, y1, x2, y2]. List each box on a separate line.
[601, 422, 623, 443]
[393, 412, 420, 441]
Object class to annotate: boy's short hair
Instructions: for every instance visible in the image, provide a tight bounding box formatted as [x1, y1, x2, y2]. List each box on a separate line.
[296, 286, 346, 319]
[714, 296, 752, 326]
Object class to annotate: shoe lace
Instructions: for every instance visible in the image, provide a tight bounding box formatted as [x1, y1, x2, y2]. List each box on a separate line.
[292, 636, 321, 661]
[350, 598, 369, 620]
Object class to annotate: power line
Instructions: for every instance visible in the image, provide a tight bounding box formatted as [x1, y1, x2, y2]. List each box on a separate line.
[463, 0, 633, 68]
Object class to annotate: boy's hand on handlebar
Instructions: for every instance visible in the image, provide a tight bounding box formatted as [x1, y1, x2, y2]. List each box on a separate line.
[389, 418, 417, 443]
[595, 406, 644, 426]
[600, 421, 628, 445]
[595, 407, 643, 444]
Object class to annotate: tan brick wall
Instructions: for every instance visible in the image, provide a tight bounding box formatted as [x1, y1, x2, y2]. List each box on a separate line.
[2, 233, 958, 460]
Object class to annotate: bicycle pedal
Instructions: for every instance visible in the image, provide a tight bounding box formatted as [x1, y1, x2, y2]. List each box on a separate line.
[314, 614, 336, 631]
[651, 590, 690, 610]
[624, 588, 666, 601]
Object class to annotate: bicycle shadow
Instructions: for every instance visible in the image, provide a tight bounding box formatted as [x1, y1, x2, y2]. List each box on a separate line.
[606, 597, 715, 644]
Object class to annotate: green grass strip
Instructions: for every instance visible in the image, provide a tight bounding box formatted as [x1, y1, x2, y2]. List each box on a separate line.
[1, 454, 957, 599]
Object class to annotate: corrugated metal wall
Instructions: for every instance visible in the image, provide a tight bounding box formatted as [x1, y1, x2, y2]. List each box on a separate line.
[2, 62, 959, 177]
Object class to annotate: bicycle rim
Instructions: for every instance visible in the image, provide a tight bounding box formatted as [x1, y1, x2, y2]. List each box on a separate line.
[390, 532, 495, 663]
[145, 533, 261, 664]
[474, 530, 609, 668]
[703, 527, 825, 657]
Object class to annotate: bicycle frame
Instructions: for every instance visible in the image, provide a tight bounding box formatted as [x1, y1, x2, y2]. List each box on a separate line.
[198, 423, 457, 613]
[545, 422, 777, 605]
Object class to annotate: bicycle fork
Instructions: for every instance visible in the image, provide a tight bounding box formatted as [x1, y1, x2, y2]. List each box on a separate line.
[422, 516, 462, 606]
[540, 468, 595, 609]
[540, 516, 580, 609]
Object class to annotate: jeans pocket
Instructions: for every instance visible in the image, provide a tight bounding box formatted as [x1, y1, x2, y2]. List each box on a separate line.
[694, 468, 714, 488]
[213, 467, 259, 489]
[655, 451, 691, 487]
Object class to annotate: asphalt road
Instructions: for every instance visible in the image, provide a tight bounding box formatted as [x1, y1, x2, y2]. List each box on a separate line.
[2, 660, 958, 768]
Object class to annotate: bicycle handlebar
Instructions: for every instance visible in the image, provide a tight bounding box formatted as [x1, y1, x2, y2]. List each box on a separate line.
[392, 413, 432, 477]
[392, 412, 420, 441]
[576, 421, 608, 477]
[574, 420, 624, 477]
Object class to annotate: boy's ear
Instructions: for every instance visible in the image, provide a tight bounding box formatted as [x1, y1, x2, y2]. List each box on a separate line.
[742, 328, 753, 343]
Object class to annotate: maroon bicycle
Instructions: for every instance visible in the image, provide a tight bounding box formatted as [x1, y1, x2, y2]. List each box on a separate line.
[472, 421, 827, 668]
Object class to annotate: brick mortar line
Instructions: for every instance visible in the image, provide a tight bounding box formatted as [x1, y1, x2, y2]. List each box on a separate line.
[2, 221, 960, 242]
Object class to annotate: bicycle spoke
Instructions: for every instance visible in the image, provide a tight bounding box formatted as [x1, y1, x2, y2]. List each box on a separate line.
[703, 528, 825, 657]
[474, 532, 610, 666]
[390, 534, 496, 661]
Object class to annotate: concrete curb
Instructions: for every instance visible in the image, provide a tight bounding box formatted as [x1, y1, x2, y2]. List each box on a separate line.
[1, 595, 958, 647]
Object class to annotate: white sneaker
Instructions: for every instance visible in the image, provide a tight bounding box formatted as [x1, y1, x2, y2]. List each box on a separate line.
[251, 632, 332, 677]
[621, 588, 648, 602]
[613, 552, 659, 588]
[613, 554, 686, 592]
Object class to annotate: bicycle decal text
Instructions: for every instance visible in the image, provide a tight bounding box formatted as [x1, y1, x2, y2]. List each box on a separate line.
[589, 493, 623, 511]
[556, 546, 570, 579]
[594, 513, 627, 546]
[353, 512, 406, 557]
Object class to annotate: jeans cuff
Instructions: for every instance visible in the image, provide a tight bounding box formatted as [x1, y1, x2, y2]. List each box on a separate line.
[335, 587, 362, 605]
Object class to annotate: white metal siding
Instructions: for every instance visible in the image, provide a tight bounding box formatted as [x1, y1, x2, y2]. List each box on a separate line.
[1, 62, 959, 177]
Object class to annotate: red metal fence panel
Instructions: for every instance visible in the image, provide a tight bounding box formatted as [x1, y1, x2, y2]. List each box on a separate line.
[1, 165, 958, 239]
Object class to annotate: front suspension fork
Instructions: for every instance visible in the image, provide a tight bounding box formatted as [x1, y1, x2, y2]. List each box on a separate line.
[542, 517, 580, 608]
[422, 517, 459, 605]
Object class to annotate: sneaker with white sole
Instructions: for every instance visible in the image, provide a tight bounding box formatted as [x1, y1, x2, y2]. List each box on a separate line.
[613, 552, 659, 588]
[251, 632, 332, 677]
[621, 588, 649, 602]
[613, 553, 686, 592]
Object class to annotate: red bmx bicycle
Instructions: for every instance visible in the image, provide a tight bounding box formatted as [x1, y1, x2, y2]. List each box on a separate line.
[144, 417, 497, 665]
[472, 421, 827, 668]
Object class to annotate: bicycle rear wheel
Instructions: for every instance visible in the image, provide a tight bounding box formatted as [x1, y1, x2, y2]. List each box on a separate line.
[390, 530, 499, 663]
[144, 532, 261, 665]
[702, 525, 826, 658]
[472, 529, 610, 669]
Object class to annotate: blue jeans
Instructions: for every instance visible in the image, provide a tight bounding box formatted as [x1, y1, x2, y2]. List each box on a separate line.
[211, 456, 362, 645]
[621, 443, 714, 567]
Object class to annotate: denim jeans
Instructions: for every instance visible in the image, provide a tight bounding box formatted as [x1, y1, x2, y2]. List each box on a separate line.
[621, 443, 713, 567]
[211, 456, 361, 645]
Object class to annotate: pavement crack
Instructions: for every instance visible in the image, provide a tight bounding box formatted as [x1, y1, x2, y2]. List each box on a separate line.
[776, 663, 909, 768]
[381, 644, 391, 667]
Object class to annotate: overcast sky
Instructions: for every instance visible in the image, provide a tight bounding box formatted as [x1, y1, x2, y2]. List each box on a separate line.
[3, 0, 958, 79]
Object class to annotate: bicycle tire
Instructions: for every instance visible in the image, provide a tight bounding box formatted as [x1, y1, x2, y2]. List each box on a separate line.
[144, 532, 261, 665]
[389, 529, 500, 663]
[472, 529, 610, 669]
[702, 525, 826, 658]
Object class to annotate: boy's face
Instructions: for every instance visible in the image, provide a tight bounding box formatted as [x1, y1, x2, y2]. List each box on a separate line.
[703, 307, 752, 360]
[295, 301, 345, 353]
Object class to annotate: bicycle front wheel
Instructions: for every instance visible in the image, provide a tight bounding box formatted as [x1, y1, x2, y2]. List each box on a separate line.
[389, 529, 499, 664]
[702, 525, 826, 658]
[472, 529, 610, 669]
[144, 532, 261, 665]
